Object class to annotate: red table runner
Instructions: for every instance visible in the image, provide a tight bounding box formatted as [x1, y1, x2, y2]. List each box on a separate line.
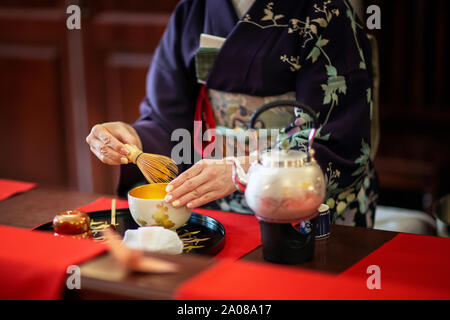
[337, 233, 450, 299]
[76, 197, 129, 212]
[0, 179, 36, 202]
[174, 259, 367, 300]
[193, 208, 260, 260]
[0, 225, 106, 300]
[175, 233, 450, 300]
[77, 198, 261, 260]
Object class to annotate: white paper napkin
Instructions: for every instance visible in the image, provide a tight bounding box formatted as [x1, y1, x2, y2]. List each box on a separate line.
[122, 226, 183, 255]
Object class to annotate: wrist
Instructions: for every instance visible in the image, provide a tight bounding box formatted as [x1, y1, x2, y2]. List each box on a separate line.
[224, 156, 252, 192]
[224, 155, 254, 172]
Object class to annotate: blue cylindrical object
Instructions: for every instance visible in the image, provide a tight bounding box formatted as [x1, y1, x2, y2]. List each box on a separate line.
[315, 204, 331, 240]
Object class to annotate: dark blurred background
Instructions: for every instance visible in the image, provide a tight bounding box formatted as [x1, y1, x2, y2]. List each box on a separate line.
[0, 0, 448, 215]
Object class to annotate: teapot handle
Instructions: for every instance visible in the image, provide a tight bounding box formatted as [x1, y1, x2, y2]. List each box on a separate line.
[249, 100, 319, 159]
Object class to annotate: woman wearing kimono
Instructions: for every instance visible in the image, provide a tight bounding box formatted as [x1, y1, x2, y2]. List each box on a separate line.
[86, 0, 378, 228]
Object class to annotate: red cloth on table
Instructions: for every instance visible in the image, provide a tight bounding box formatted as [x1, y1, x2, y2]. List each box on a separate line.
[337, 233, 450, 299]
[174, 259, 367, 300]
[0, 225, 106, 300]
[194, 208, 260, 259]
[175, 233, 450, 300]
[75, 197, 129, 212]
[0, 179, 36, 202]
[76, 198, 261, 260]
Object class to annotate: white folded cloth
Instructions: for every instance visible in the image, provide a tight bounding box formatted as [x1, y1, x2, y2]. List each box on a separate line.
[374, 206, 437, 236]
[122, 226, 183, 255]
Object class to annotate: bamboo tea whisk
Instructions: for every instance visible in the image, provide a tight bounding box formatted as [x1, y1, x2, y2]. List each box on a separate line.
[123, 144, 178, 184]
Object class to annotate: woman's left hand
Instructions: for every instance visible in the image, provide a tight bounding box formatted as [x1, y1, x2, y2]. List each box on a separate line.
[163, 159, 237, 209]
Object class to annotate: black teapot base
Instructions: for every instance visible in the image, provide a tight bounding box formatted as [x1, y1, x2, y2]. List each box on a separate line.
[259, 219, 316, 265]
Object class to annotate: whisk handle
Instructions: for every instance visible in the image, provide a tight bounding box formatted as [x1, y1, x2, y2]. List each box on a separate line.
[124, 144, 143, 164]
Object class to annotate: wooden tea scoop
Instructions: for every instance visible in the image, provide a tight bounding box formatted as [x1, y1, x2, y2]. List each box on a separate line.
[110, 198, 116, 231]
[123, 144, 178, 184]
[102, 227, 178, 274]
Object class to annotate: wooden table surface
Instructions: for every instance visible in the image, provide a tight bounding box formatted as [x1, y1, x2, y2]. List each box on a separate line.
[0, 186, 398, 299]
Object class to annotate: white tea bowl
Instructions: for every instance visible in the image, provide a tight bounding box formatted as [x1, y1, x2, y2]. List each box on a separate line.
[127, 183, 191, 230]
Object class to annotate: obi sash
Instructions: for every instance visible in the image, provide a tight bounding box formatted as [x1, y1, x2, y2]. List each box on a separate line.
[193, 34, 296, 158]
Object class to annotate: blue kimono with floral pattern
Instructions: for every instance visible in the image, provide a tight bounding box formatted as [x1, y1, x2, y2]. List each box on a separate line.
[118, 0, 379, 228]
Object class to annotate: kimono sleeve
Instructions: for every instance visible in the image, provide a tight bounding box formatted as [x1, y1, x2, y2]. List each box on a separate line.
[117, 1, 200, 196]
[286, 1, 374, 199]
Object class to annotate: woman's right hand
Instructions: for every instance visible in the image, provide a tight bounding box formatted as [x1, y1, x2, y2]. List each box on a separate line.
[86, 121, 142, 165]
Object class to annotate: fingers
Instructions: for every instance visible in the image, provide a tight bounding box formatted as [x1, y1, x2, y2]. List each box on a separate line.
[165, 172, 209, 203]
[115, 124, 141, 147]
[122, 125, 143, 149]
[86, 126, 127, 165]
[165, 161, 205, 192]
[164, 159, 236, 208]
[185, 191, 219, 209]
[169, 183, 214, 208]
[91, 124, 129, 156]
[88, 137, 128, 165]
[86, 123, 141, 165]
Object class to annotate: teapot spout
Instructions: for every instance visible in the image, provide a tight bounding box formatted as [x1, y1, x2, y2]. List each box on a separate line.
[231, 158, 248, 193]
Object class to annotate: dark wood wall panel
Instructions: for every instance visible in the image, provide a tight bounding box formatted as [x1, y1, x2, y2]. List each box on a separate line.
[0, 0, 64, 8]
[90, 0, 180, 13]
[0, 4, 78, 189]
[0, 1, 176, 194]
[0, 44, 67, 186]
[367, 0, 449, 115]
[82, 9, 171, 194]
[104, 52, 151, 123]
[366, 0, 450, 211]
[89, 52, 152, 194]
[90, 12, 169, 51]
[0, 8, 65, 42]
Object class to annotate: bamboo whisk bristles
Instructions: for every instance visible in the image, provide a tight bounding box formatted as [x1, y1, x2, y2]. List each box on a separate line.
[124, 144, 178, 184]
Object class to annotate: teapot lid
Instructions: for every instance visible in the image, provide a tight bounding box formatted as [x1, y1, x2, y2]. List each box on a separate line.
[259, 149, 311, 168]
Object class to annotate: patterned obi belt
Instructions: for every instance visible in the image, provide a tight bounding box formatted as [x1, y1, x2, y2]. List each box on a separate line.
[194, 33, 299, 157]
